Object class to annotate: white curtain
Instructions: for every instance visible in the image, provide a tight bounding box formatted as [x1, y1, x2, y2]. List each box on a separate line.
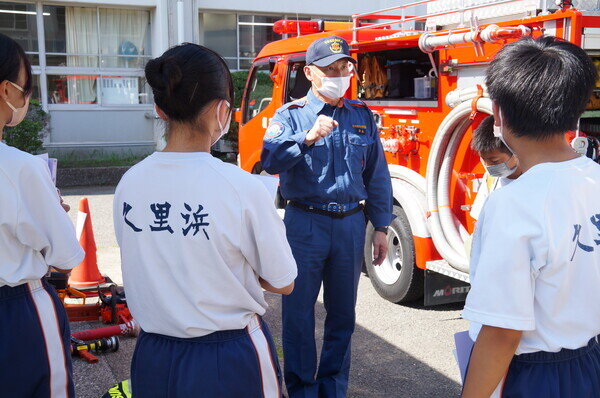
[66, 7, 98, 104]
[99, 9, 150, 68]
[65, 7, 150, 104]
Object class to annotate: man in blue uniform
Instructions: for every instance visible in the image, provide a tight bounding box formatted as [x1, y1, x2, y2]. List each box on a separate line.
[261, 36, 393, 398]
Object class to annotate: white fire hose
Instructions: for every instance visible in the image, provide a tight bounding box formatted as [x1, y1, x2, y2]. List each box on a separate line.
[425, 87, 493, 273]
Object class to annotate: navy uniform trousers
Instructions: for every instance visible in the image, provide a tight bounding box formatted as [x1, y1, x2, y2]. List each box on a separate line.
[500, 338, 600, 397]
[465, 338, 600, 397]
[131, 315, 282, 398]
[282, 205, 366, 398]
[0, 280, 74, 398]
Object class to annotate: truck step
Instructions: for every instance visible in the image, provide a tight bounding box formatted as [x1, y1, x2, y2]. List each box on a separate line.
[426, 260, 470, 283]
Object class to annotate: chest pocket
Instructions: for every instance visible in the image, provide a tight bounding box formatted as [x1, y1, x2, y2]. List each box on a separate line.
[305, 139, 328, 175]
[347, 134, 373, 173]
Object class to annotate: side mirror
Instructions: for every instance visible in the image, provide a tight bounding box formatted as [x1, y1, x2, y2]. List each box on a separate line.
[234, 108, 242, 124]
[270, 57, 285, 86]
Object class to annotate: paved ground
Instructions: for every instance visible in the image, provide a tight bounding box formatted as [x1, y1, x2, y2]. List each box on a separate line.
[62, 186, 467, 398]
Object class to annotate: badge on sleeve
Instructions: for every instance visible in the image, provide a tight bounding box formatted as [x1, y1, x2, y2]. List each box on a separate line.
[265, 122, 284, 139]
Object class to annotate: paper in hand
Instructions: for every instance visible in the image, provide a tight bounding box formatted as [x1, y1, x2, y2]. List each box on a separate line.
[36, 153, 58, 185]
[252, 174, 280, 202]
[454, 330, 504, 397]
[454, 330, 474, 384]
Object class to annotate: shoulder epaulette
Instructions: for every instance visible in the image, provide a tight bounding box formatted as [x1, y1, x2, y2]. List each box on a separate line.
[281, 97, 308, 111]
[348, 99, 368, 108]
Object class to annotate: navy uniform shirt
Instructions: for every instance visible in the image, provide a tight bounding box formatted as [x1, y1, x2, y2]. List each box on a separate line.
[261, 89, 393, 228]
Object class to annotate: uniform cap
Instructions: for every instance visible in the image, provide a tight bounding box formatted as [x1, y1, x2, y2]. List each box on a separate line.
[306, 36, 356, 67]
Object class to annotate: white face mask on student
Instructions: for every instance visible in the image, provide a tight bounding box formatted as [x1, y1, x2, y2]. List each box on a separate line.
[212, 99, 231, 147]
[316, 75, 351, 100]
[4, 81, 29, 127]
[485, 156, 518, 178]
[492, 110, 516, 154]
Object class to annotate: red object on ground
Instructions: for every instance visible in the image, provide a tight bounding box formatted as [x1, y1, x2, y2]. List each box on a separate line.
[69, 198, 106, 287]
[72, 319, 139, 341]
[76, 349, 98, 364]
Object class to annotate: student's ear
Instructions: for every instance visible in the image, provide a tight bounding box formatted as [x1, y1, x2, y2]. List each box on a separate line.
[492, 102, 501, 126]
[155, 104, 168, 121]
[0, 80, 10, 103]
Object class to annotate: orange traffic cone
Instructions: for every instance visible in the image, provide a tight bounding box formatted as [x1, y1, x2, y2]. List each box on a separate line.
[69, 198, 106, 287]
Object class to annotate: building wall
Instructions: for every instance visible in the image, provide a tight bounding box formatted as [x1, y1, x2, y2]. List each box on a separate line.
[48, 109, 156, 156]
[198, 0, 388, 18]
[0, 0, 405, 156]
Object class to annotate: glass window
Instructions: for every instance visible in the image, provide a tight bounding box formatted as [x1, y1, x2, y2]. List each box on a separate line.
[286, 61, 310, 102]
[202, 13, 237, 59]
[223, 58, 237, 69]
[239, 15, 280, 60]
[47, 75, 152, 105]
[44, 6, 151, 69]
[100, 76, 152, 105]
[0, 2, 39, 63]
[99, 8, 151, 68]
[243, 62, 273, 123]
[47, 74, 98, 104]
[43, 5, 66, 54]
[30, 74, 41, 101]
[239, 58, 253, 70]
[201, 13, 286, 70]
[41, 6, 153, 108]
[44, 5, 99, 67]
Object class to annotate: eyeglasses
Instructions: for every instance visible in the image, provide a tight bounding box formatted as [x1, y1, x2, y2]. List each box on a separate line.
[9, 81, 24, 93]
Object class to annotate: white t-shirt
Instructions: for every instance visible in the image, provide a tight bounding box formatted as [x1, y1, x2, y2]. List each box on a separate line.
[0, 142, 84, 286]
[463, 156, 600, 354]
[470, 173, 514, 221]
[114, 152, 297, 338]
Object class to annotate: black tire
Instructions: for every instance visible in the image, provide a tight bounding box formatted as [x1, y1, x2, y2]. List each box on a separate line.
[364, 205, 424, 303]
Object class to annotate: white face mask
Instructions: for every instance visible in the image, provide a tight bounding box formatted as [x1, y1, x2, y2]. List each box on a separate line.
[212, 100, 231, 146]
[4, 81, 29, 127]
[492, 110, 516, 154]
[485, 156, 518, 178]
[316, 75, 351, 100]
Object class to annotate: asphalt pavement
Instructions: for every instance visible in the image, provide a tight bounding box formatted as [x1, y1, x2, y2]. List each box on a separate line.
[62, 186, 466, 398]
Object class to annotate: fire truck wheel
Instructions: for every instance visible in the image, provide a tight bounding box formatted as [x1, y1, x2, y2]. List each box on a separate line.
[364, 205, 424, 303]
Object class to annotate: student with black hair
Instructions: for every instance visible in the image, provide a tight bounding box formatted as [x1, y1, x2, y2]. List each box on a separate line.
[469, 115, 522, 220]
[0, 33, 84, 397]
[113, 43, 297, 398]
[462, 36, 600, 397]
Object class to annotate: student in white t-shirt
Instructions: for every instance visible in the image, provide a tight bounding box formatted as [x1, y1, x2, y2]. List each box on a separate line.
[469, 115, 522, 221]
[461, 36, 600, 398]
[113, 44, 297, 398]
[0, 33, 84, 397]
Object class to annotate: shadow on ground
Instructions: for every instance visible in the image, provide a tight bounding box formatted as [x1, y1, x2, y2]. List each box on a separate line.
[72, 293, 461, 398]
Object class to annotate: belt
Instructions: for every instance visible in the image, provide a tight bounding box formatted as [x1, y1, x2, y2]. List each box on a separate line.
[289, 201, 364, 219]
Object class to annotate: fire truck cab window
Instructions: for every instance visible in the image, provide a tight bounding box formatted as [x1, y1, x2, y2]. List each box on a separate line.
[243, 62, 274, 124]
[286, 61, 311, 102]
[578, 54, 600, 163]
[358, 48, 437, 103]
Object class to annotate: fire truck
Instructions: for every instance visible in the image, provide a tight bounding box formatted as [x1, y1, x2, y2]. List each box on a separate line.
[235, 0, 600, 305]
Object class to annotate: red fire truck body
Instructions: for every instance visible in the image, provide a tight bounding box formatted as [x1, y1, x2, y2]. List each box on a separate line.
[236, 1, 600, 304]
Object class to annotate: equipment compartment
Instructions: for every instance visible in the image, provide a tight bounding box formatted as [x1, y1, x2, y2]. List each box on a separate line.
[357, 48, 437, 102]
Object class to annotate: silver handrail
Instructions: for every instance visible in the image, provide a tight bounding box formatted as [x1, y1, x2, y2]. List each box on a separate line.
[352, 0, 528, 43]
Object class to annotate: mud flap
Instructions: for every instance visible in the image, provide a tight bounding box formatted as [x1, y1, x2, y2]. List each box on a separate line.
[424, 270, 470, 306]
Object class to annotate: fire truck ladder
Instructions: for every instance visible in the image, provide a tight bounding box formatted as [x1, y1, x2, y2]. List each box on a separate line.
[351, 0, 545, 45]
